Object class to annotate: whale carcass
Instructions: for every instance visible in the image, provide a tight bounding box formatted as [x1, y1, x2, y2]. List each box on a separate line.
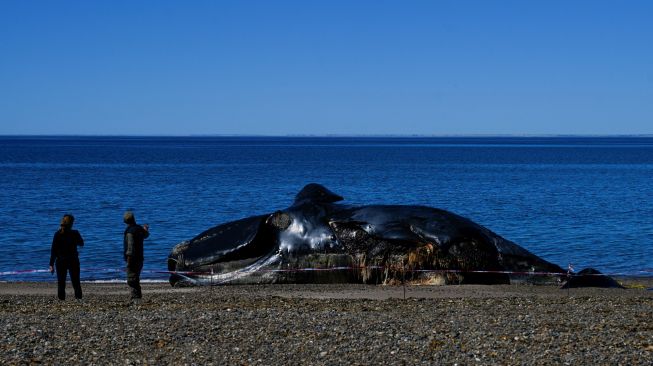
[167, 184, 580, 286]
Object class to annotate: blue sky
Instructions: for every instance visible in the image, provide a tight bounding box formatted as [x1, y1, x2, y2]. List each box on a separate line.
[1, 0, 651, 136]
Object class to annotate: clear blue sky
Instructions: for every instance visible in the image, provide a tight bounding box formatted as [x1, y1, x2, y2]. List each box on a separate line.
[1, 0, 651, 136]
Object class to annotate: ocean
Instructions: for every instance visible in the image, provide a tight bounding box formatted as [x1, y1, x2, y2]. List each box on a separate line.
[1, 136, 652, 282]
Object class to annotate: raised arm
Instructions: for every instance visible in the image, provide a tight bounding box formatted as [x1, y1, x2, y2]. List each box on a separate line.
[142, 224, 150, 239]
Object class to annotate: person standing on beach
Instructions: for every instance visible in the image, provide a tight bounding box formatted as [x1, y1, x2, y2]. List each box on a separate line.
[123, 211, 149, 303]
[49, 214, 84, 301]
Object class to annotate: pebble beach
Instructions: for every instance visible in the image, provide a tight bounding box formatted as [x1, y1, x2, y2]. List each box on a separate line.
[1, 281, 652, 365]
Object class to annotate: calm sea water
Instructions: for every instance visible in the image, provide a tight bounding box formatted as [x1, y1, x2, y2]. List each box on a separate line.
[1, 136, 652, 282]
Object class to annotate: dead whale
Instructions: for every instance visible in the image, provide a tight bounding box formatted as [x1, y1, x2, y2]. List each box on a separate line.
[168, 183, 576, 286]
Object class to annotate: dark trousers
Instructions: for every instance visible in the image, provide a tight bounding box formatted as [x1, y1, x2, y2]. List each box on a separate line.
[55, 257, 82, 300]
[126, 261, 143, 299]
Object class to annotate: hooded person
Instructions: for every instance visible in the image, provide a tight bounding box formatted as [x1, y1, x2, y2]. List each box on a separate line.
[123, 211, 149, 302]
[49, 214, 84, 300]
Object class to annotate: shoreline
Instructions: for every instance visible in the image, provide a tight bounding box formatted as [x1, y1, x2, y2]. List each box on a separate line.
[1, 282, 651, 364]
[2, 275, 651, 296]
[0, 277, 653, 298]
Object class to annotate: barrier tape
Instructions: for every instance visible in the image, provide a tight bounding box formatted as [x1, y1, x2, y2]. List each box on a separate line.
[1, 266, 652, 278]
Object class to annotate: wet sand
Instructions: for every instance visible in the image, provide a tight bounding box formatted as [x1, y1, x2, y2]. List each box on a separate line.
[1, 281, 651, 365]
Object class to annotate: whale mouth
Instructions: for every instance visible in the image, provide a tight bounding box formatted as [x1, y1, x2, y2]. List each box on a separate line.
[168, 252, 282, 286]
[167, 214, 280, 286]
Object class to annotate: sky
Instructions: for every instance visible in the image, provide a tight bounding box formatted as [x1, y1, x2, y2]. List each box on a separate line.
[1, 0, 652, 136]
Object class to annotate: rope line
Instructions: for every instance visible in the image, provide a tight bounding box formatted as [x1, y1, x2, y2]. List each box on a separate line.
[1, 266, 652, 278]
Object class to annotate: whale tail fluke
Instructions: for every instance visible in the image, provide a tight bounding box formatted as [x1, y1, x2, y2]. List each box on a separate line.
[560, 268, 624, 289]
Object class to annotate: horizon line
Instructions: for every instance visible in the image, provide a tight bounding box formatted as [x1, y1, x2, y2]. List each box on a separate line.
[2, 133, 653, 138]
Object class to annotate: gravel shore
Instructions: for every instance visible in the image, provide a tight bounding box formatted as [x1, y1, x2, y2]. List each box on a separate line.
[1, 281, 651, 365]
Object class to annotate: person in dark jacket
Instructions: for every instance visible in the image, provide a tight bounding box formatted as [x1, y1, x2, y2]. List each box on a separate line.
[49, 214, 84, 300]
[123, 211, 149, 302]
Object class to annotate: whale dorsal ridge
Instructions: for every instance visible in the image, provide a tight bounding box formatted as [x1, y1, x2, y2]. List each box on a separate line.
[294, 183, 344, 205]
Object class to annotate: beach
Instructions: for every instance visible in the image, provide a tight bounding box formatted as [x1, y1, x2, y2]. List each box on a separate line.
[1, 281, 651, 365]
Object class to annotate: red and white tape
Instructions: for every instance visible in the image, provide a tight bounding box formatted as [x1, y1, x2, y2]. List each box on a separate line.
[1, 266, 651, 278]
